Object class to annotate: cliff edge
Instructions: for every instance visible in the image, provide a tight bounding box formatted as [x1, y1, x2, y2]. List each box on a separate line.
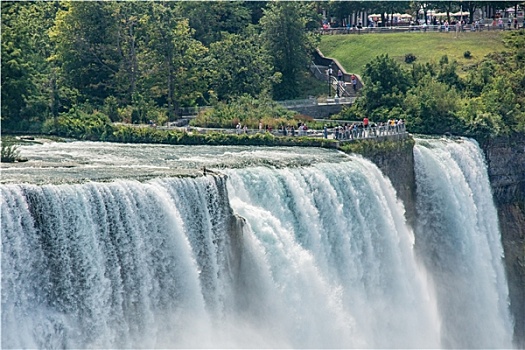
[482, 134, 525, 349]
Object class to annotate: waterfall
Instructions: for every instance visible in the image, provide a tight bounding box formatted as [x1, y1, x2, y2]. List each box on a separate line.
[413, 137, 514, 349]
[1, 139, 514, 348]
[224, 158, 440, 348]
[1, 176, 236, 348]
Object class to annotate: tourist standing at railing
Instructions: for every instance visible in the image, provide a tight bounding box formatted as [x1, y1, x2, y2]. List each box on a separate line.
[351, 74, 357, 91]
[363, 117, 369, 137]
[397, 119, 405, 133]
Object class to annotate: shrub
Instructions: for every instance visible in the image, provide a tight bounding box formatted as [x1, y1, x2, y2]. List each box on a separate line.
[43, 107, 112, 140]
[190, 94, 296, 129]
[103, 96, 120, 122]
[405, 53, 417, 64]
[464, 51, 472, 59]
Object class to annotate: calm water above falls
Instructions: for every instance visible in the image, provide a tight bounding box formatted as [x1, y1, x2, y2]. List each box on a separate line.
[1, 139, 514, 348]
[0, 141, 348, 184]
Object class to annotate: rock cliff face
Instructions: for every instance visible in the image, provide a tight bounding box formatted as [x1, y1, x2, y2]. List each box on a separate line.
[371, 134, 525, 348]
[481, 134, 525, 349]
[365, 137, 417, 228]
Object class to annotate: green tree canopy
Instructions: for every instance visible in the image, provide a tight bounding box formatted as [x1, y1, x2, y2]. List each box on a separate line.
[137, 2, 208, 119]
[50, 1, 120, 106]
[178, 1, 252, 46]
[208, 31, 275, 101]
[260, 2, 320, 100]
[1, 2, 57, 129]
[361, 54, 412, 113]
[404, 78, 465, 134]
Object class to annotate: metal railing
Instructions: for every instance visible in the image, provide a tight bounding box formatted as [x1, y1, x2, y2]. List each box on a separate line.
[179, 121, 407, 143]
[333, 123, 407, 142]
[310, 62, 330, 81]
[318, 23, 522, 35]
[330, 76, 353, 98]
[277, 98, 317, 108]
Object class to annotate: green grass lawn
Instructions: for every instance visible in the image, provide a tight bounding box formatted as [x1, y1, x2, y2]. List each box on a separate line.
[318, 31, 506, 76]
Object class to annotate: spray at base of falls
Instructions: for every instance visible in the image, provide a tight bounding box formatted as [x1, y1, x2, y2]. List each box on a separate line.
[1, 138, 514, 348]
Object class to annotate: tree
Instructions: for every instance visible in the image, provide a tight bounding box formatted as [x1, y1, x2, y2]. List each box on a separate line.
[328, 1, 365, 26]
[437, 56, 463, 91]
[208, 31, 275, 101]
[50, 1, 121, 107]
[480, 76, 521, 132]
[1, 1, 58, 130]
[430, 1, 460, 23]
[177, 1, 251, 46]
[361, 54, 412, 113]
[1, 2, 34, 127]
[403, 77, 465, 134]
[462, 1, 486, 24]
[112, 2, 149, 106]
[137, 2, 208, 120]
[243, 1, 268, 25]
[463, 60, 496, 97]
[260, 2, 320, 100]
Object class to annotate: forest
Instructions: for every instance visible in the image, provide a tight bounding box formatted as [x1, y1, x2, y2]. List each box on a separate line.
[1, 1, 524, 139]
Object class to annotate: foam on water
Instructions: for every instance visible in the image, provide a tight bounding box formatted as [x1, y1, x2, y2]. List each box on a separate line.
[0, 139, 514, 348]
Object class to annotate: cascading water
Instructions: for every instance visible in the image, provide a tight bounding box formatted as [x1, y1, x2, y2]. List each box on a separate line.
[224, 160, 441, 348]
[0, 140, 515, 348]
[413, 137, 514, 349]
[1, 177, 233, 348]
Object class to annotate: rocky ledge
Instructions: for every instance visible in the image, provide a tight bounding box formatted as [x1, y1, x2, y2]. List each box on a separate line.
[482, 134, 525, 349]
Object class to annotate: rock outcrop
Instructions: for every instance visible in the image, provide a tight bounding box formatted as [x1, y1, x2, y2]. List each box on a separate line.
[364, 137, 417, 228]
[482, 134, 525, 349]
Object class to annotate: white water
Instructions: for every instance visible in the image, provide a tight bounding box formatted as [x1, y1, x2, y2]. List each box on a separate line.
[414, 137, 514, 348]
[0, 139, 514, 348]
[224, 158, 442, 348]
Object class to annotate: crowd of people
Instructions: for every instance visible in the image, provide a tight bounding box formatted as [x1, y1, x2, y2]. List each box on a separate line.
[233, 118, 407, 140]
[325, 118, 406, 140]
[321, 15, 523, 34]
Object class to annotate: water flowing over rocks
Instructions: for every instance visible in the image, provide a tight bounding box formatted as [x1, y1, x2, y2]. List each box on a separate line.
[1, 138, 522, 348]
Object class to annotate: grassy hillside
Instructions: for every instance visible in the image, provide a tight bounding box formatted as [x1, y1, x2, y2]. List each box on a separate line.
[318, 31, 506, 76]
